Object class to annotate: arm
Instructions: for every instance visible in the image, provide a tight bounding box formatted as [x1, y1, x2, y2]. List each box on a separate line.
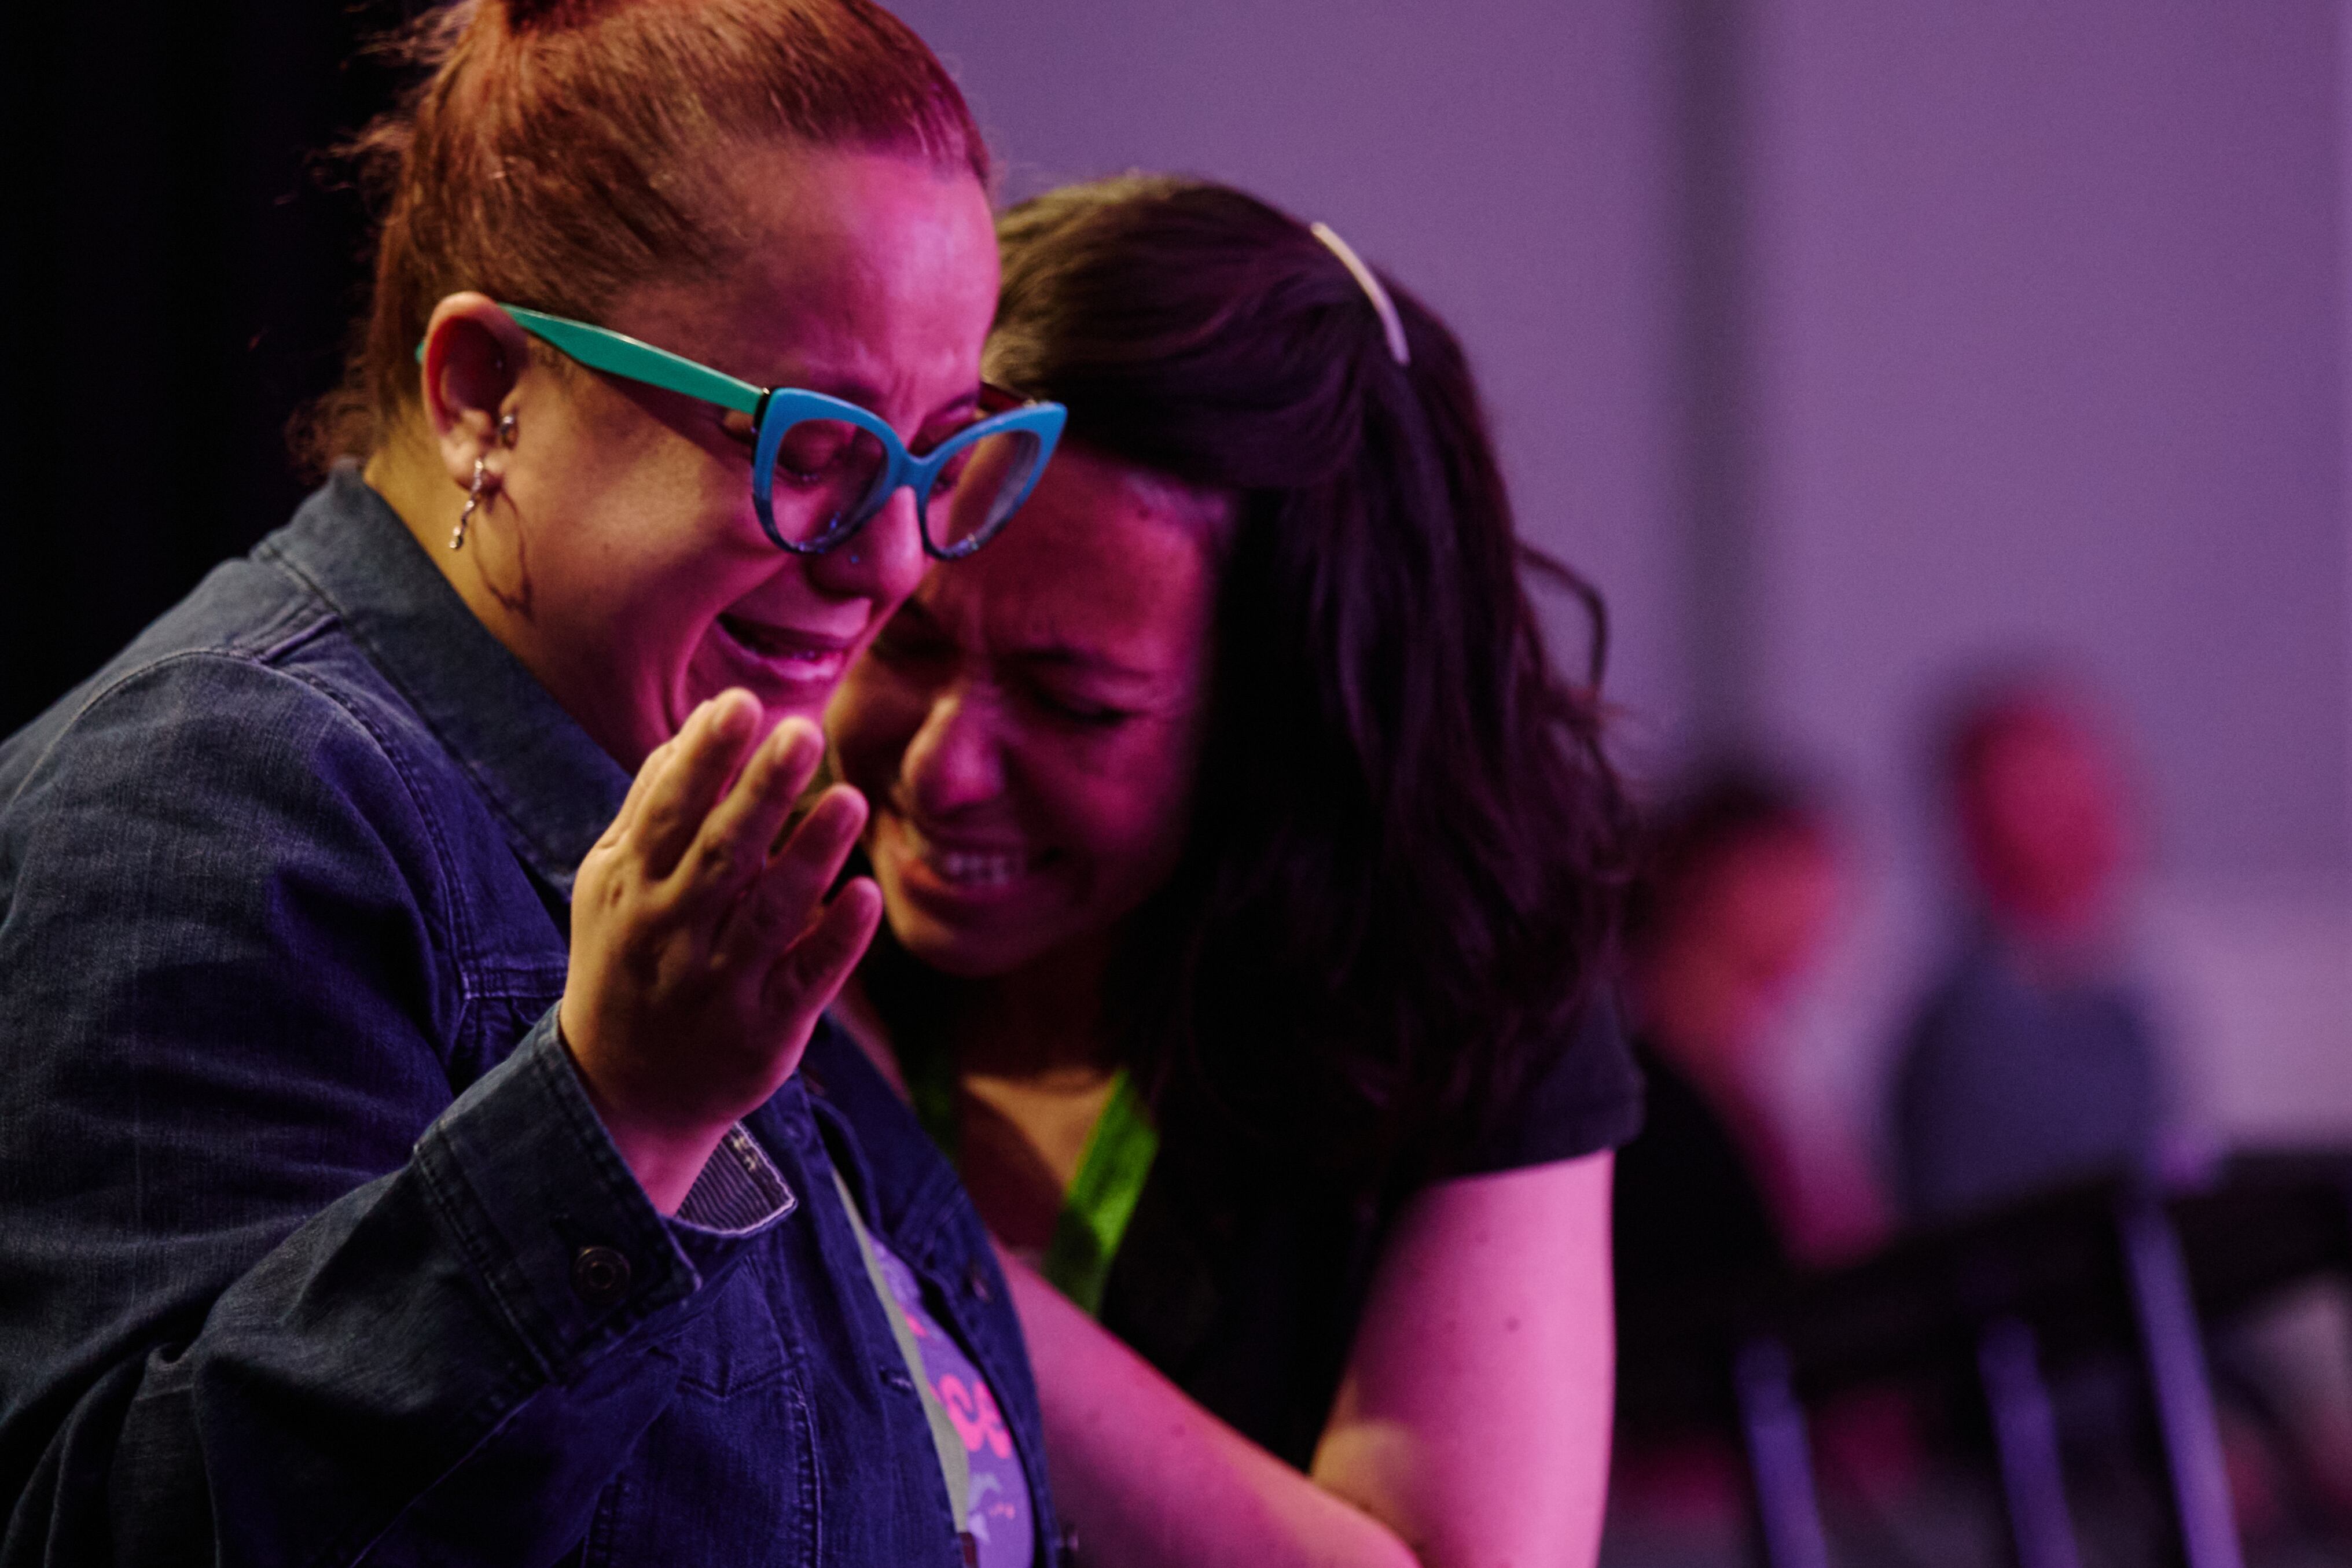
[0, 672, 859, 1565]
[0, 659, 695, 1566]
[1004, 1150, 1618, 1568]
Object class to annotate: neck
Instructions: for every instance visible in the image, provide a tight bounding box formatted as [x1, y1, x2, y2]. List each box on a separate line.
[1983, 886, 2121, 960]
[363, 432, 462, 580]
[365, 436, 528, 647]
[1987, 913, 2121, 989]
[363, 433, 594, 749]
[951, 927, 1122, 1083]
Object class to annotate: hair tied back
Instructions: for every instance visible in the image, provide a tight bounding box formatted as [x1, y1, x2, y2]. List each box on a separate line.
[1309, 222, 1409, 367]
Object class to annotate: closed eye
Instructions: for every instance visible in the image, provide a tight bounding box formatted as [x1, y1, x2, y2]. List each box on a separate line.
[776, 422, 866, 484]
[1027, 685, 1136, 729]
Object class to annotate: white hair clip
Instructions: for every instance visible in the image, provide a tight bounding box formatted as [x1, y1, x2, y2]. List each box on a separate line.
[1310, 222, 1410, 367]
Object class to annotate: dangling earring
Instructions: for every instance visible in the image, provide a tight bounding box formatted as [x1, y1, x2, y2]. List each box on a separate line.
[450, 415, 517, 551]
[451, 458, 490, 551]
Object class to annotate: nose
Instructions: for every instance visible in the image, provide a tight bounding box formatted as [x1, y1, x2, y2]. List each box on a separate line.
[807, 483, 925, 609]
[901, 682, 1006, 822]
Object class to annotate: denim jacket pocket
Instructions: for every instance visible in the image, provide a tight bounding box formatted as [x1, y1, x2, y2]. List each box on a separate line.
[589, 1255, 817, 1565]
[668, 1254, 791, 1397]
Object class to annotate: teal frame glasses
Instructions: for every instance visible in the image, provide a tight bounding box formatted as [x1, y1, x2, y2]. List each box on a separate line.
[420, 304, 1066, 558]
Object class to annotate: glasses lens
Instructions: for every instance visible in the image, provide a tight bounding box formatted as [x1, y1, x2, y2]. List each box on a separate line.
[769, 417, 890, 544]
[924, 426, 1047, 554]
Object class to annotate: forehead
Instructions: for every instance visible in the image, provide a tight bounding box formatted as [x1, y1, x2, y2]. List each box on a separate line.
[617, 143, 998, 406]
[925, 448, 1224, 662]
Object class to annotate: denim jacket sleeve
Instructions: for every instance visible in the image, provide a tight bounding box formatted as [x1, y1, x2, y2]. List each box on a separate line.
[0, 653, 770, 1567]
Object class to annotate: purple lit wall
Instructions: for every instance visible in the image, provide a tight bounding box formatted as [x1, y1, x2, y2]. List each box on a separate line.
[1748, 0, 2351, 886]
[893, 0, 2352, 1137]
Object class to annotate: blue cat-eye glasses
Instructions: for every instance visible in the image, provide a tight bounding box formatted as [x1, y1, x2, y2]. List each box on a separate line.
[420, 303, 1067, 558]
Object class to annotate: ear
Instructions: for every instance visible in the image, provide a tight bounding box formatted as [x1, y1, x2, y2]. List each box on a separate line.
[419, 292, 534, 488]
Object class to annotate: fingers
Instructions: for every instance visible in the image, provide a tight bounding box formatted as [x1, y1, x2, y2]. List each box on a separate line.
[718, 782, 869, 961]
[678, 717, 827, 906]
[634, 691, 761, 879]
[763, 875, 884, 1029]
[595, 735, 677, 853]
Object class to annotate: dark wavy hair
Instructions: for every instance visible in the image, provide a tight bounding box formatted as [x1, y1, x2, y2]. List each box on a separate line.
[983, 176, 1636, 1176]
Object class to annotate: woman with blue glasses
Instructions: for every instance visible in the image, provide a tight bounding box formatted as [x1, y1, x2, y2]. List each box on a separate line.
[0, 1, 1063, 1564]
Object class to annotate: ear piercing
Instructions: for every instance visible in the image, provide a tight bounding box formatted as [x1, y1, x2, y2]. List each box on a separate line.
[451, 459, 490, 550]
[450, 415, 519, 550]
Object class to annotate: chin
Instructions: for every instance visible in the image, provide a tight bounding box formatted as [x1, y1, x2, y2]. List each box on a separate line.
[879, 888, 1038, 981]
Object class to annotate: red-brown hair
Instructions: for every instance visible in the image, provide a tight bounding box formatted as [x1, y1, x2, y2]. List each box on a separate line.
[299, 0, 987, 469]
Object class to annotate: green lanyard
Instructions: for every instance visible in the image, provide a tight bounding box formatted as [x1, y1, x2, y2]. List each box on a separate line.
[1039, 1071, 1157, 1316]
[909, 1047, 1158, 1318]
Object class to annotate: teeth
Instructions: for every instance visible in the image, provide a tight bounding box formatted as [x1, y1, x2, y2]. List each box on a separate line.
[905, 825, 1032, 888]
[718, 617, 840, 664]
[934, 849, 1025, 887]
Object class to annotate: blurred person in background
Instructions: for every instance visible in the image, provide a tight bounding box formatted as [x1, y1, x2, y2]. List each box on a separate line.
[1615, 766, 1887, 1301]
[1882, 679, 2185, 1560]
[1607, 769, 1902, 1556]
[1888, 676, 2352, 1561]
[1890, 676, 2175, 1223]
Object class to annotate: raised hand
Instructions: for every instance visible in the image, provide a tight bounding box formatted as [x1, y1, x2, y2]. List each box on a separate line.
[559, 689, 882, 1213]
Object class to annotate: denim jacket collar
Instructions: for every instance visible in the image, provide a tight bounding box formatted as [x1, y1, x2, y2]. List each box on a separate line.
[263, 466, 630, 897]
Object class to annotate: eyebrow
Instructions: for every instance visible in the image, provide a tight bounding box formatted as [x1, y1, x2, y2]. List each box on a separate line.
[894, 603, 1164, 684]
[795, 373, 979, 430]
[1011, 642, 1161, 683]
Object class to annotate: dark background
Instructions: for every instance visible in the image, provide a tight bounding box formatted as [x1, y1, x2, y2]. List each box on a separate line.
[1, 3, 428, 736]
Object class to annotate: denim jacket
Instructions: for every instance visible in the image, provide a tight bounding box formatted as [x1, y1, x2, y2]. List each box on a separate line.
[0, 469, 1055, 1566]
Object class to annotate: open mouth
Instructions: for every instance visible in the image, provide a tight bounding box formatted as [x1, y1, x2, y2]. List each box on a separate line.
[714, 614, 851, 679]
[898, 819, 1053, 892]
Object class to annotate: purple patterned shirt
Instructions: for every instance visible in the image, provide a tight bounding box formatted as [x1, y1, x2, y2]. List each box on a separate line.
[866, 1233, 1036, 1568]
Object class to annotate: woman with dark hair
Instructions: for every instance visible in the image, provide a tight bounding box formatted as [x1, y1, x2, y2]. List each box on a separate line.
[830, 175, 1642, 1566]
[0, 2, 1066, 1562]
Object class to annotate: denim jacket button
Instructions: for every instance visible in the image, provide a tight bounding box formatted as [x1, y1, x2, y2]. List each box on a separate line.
[571, 1245, 633, 1308]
